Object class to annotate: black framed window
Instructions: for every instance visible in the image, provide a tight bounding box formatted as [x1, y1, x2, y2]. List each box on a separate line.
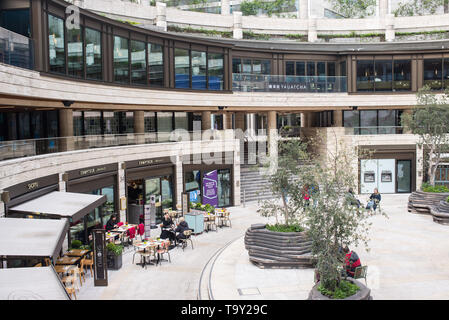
[131, 40, 146, 85]
[423, 59, 443, 90]
[286, 61, 295, 76]
[356, 60, 374, 91]
[374, 60, 392, 91]
[208, 53, 224, 90]
[175, 48, 190, 89]
[1, 9, 30, 37]
[67, 26, 84, 78]
[148, 43, 164, 87]
[48, 14, 65, 74]
[144, 112, 156, 132]
[344, 109, 402, 135]
[113, 36, 129, 84]
[232, 58, 242, 73]
[119, 112, 134, 133]
[102, 112, 120, 134]
[357, 59, 411, 92]
[83, 111, 102, 135]
[191, 51, 207, 89]
[85, 27, 102, 80]
[157, 112, 173, 132]
[394, 60, 411, 91]
[73, 111, 84, 136]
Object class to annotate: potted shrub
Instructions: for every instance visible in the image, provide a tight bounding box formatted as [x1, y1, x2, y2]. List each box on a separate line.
[106, 242, 123, 270]
[70, 240, 82, 250]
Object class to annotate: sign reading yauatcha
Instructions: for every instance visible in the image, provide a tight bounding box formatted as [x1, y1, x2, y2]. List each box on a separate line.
[268, 82, 308, 91]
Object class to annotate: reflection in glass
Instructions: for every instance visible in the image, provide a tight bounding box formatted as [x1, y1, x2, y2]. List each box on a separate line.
[286, 61, 295, 76]
[360, 110, 377, 134]
[424, 59, 442, 90]
[114, 36, 129, 83]
[148, 43, 164, 87]
[83, 111, 102, 135]
[144, 111, 156, 132]
[157, 112, 173, 132]
[67, 26, 83, 77]
[232, 58, 242, 73]
[192, 51, 207, 89]
[175, 112, 189, 130]
[175, 48, 190, 88]
[357, 60, 374, 91]
[48, 14, 65, 74]
[397, 160, 411, 193]
[218, 169, 231, 207]
[374, 60, 392, 91]
[393, 60, 411, 91]
[85, 28, 102, 80]
[378, 109, 396, 134]
[131, 40, 146, 85]
[208, 53, 223, 90]
[185, 170, 201, 203]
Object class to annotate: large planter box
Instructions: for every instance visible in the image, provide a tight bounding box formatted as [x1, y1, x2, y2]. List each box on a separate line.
[184, 210, 205, 234]
[408, 191, 449, 225]
[244, 224, 314, 269]
[308, 278, 372, 300]
[106, 252, 123, 270]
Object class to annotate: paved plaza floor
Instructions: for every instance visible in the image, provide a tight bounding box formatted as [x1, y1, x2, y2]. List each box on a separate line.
[77, 194, 449, 300]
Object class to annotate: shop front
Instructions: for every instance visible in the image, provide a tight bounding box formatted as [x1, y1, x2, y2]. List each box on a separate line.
[359, 146, 415, 194]
[125, 157, 175, 225]
[66, 163, 118, 245]
[183, 153, 234, 208]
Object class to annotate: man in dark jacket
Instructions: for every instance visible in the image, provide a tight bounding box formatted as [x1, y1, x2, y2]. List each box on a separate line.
[343, 246, 361, 277]
[175, 217, 191, 242]
[105, 215, 118, 231]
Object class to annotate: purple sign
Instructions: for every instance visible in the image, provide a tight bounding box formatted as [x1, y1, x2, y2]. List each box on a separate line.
[202, 170, 218, 207]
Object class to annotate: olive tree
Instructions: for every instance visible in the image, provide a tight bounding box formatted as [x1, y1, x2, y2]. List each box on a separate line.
[393, 0, 448, 17]
[401, 86, 449, 186]
[327, 0, 376, 18]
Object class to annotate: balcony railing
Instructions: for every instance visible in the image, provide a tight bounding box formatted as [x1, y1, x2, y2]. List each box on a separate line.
[345, 126, 404, 135]
[232, 73, 347, 93]
[0, 27, 34, 70]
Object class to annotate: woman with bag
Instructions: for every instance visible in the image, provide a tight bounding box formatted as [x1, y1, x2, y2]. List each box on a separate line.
[366, 188, 381, 211]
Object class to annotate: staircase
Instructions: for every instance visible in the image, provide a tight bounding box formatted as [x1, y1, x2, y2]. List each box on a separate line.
[240, 165, 275, 204]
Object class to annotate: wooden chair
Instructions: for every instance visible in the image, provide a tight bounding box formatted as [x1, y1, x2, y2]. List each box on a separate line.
[33, 263, 42, 267]
[62, 267, 81, 290]
[136, 246, 156, 269]
[78, 260, 86, 284]
[156, 240, 171, 266]
[221, 211, 232, 228]
[44, 258, 52, 266]
[82, 253, 94, 277]
[179, 230, 193, 251]
[65, 285, 77, 300]
[206, 215, 218, 232]
[353, 265, 368, 285]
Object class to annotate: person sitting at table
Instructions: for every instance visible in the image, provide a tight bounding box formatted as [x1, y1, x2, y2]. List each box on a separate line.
[105, 215, 118, 231]
[159, 212, 175, 243]
[174, 217, 191, 243]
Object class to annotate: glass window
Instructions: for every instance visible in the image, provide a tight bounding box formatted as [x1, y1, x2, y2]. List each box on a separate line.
[242, 59, 252, 73]
[374, 60, 392, 91]
[360, 110, 377, 134]
[85, 28, 102, 80]
[378, 109, 396, 134]
[286, 61, 295, 76]
[67, 26, 83, 78]
[343, 111, 359, 135]
[144, 112, 156, 132]
[261, 60, 271, 75]
[161, 176, 173, 211]
[73, 111, 83, 136]
[175, 48, 190, 89]
[48, 14, 65, 74]
[357, 60, 374, 91]
[307, 62, 315, 76]
[208, 53, 223, 90]
[1, 9, 30, 37]
[327, 62, 336, 76]
[218, 169, 231, 207]
[393, 60, 411, 91]
[119, 112, 134, 133]
[84, 111, 102, 135]
[157, 112, 173, 132]
[101, 186, 115, 223]
[232, 58, 242, 73]
[0, 113, 6, 141]
[131, 40, 146, 85]
[31, 111, 45, 139]
[296, 61, 305, 76]
[174, 112, 189, 130]
[424, 59, 442, 90]
[148, 43, 164, 87]
[46, 111, 59, 138]
[444, 58, 449, 90]
[103, 112, 120, 135]
[17, 112, 31, 140]
[191, 51, 207, 89]
[185, 170, 201, 193]
[113, 36, 129, 84]
[317, 62, 326, 76]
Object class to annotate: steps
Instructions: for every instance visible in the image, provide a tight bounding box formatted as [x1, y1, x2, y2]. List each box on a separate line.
[240, 165, 274, 203]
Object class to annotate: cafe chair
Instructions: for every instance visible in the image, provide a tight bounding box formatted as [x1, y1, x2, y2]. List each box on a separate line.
[65, 285, 77, 300]
[156, 240, 171, 266]
[221, 211, 232, 228]
[179, 230, 194, 251]
[206, 215, 218, 232]
[62, 266, 82, 290]
[82, 254, 94, 277]
[136, 246, 156, 269]
[117, 222, 124, 227]
[138, 223, 145, 241]
[44, 258, 52, 266]
[132, 241, 143, 264]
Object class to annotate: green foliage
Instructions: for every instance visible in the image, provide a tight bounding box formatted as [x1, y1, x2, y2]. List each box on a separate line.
[422, 182, 449, 193]
[79, 244, 91, 251]
[191, 202, 215, 213]
[318, 280, 360, 299]
[446, 196, 449, 202]
[266, 224, 304, 233]
[327, 0, 376, 18]
[401, 86, 449, 186]
[393, 0, 448, 17]
[71, 240, 82, 249]
[106, 242, 123, 256]
[318, 32, 384, 39]
[240, 0, 296, 17]
[167, 26, 233, 38]
[242, 31, 271, 40]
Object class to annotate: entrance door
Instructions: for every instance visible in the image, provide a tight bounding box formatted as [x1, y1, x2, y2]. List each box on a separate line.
[397, 160, 411, 193]
[144, 176, 173, 223]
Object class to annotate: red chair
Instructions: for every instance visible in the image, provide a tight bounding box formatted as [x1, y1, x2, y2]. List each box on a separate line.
[103, 225, 106, 230]
[117, 222, 124, 227]
[138, 223, 145, 241]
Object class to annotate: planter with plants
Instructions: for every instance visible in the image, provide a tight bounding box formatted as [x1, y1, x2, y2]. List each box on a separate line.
[308, 277, 371, 300]
[189, 202, 216, 214]
[407, 183, 449, 218]
[106, 242, 123, 270]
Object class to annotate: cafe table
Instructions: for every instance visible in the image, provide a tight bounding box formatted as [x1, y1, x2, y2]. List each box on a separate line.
[134, 240, 168, 268]
[112, 224, 137, 233]
[105, 232, 120, 242]
[54, 265, 73, 275]
[55, 256, 80, 266]
[66, 249, 90, 258]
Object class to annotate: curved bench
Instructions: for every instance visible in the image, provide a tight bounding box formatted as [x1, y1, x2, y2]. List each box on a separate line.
[408, 191, 449, 225]
[244, 224, 315, 269]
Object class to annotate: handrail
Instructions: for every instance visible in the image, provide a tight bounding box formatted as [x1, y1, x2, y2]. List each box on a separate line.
[345, 126, 404, 135]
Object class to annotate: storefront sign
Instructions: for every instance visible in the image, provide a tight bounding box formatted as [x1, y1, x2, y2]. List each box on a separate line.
[26, 182, 39, 191]
[203, 170, 218, 207]
[144, 204, 152, 238]
[93, 229, 108, 286]
[267, 82, 309, 91]
[182, 193, 189, 215]
[79, 166, 106, 176]
[189, 190, 200, 203]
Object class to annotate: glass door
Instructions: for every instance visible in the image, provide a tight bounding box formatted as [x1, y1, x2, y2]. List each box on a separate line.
[145, 177, 161, 222]
[218, 169, 231, 207]
[397, 160, 411, 193]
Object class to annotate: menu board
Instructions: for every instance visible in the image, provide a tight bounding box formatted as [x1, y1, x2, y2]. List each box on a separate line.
[93, 229, 108, 286]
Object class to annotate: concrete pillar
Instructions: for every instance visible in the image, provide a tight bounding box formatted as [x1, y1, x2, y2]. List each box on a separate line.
[416, 145, 424, 191]
[0, 200, 5, 218]
[202, 111, 211, 130]
[308, 17, 317, 43]
[267, 111, 277, 155]
[233, 11, 243, 40]
[300, 112, 307, 128]
[156, 2, 167, 32]
[333, 110, 343, 127]
[299, 0, 308, 19]
[59, 109, 74, 152]
[175, 154, 183, 207]
[233, 141, 241, 206]
[378, 0, 388, 18]
[221, 0, 230, 15]
[58, 173, 66, 192]
[118, 162, 126, 222]
[385, 13, 395, 42]
[134, 110, 145, 144]
[223, 113, 233, 130]
[234, 112, 245, 131]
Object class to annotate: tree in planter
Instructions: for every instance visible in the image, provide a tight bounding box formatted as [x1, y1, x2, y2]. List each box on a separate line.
[401, 86, 449, 187]
[327, 0, 376, 18]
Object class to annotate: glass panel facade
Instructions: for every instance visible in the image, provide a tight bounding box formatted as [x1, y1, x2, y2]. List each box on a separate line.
[218, 169, 231, 207]
[113, 36, 129, 84]
[48, 15, 65, 74]
[1, 9, 30, 37]
[131, 40, 146, 85]
[208, 53, 224, 90]
[232, 58, 242, 73]
[191, 51, 207, 89]
[343, 110, 360, 131]
[157, 112, 173, 132]
[175, 48, 190, 88]
[296, 62, 305, 76]
[378, 109, 396, 134]
[175, 112, 189, 130]
[73, 111, 83, 136]
[286, 61, 295, 76]
[148, 43, 164, 87]
[307, 62, 315, 76]
[423, 59, 442, 90]
[242, 59, 252, 73]
[103, 112, 120, 135]
[374, 60, 392, 91]
[360, 110, 378, 135]
[444, 58, 449, 89]
[83, 111, 102, 135]
[357, 60, 374, 91]
[394, 60, 411, 91]
[85, 28, 102, 80]
[144, 112, 156, 132]
[185, 170, 201, 203]
[67, 26, 83, 78]
[120, 112, 134, 133]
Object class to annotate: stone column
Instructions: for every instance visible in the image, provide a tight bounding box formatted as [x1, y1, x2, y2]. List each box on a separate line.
[385, 13, 395, 42]
[267, 111, 277, 156]
[416, 145, 424, 191]
[202, 111, 211, 130]
[59, 109, 74, 152]
[299, 0, 308, 19]
[223, 113, 233, 130]
[118, 162, 127, 222]
[0, 200, 5, 218]
[233, 11, 243, 40]
[308, 17, 317, 43]
[156, 2, 167, 32]
[221, 0, 230, 15]
[233, 140, 241, 206]
[300, 112, 308, 128]
[333, 110, 343, 127]
[175, 154, 183, 206]
[134, 110, 145, 144]
[378, 0, 388, 18]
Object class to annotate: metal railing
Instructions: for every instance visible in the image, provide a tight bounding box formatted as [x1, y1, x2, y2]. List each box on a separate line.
[232, 73, 347, 93]
[0, 131, 229, 162]
[344, 126, 404, 135]
[0, 27, 34, 70]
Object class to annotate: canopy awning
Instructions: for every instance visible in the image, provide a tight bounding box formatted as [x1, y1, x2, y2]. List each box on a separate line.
[0, 266, 69, 300]
[9, 191, 107, 222]
[0, 217, 68, 259]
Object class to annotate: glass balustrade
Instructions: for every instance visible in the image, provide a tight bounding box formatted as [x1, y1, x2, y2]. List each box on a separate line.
[0, 27, 34, 70]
